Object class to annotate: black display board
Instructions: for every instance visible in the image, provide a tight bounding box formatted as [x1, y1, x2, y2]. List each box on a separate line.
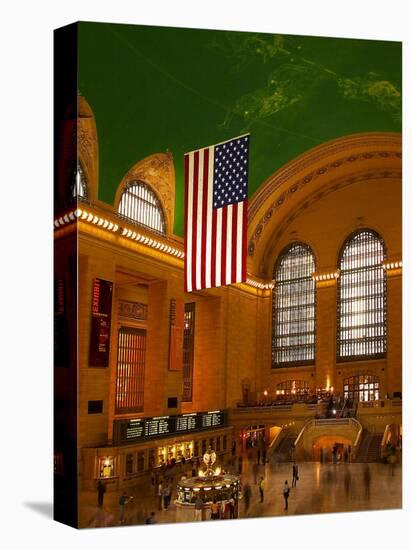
[113, 410, 227, 445]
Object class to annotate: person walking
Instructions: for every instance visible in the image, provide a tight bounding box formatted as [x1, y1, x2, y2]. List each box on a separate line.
[229, 497, 235, 519]
[194, 495, 203, 521]
[238, 455, 243, 475]
[363, 465, 371, 499]
[258, 476, 265, 503]
[145, 511, 157, 524]
[282, 480, 290, 511]
[257, 448, 261, 465]
[119, 492, 130, 524]
[253, 462, 259, 485]
[157, 480, 164, 510]
[243, 482, 251, 516]
[163, 482, 171, 510]
[97, 480, 106, 507]
[210, 499, 220, 520]
[292, 461, 299, 488]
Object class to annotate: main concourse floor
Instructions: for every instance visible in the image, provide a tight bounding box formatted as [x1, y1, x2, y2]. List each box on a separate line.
[80, 457, 402, 528]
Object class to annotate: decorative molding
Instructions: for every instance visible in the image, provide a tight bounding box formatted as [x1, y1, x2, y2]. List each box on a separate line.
[248, 166, 401, 258]
[313, 270, 339, 288]
[54, 208, 119, 232]
[382, 260, 402, 277]
[248, 133, 401, 221]
[246, 277, 274, 290]
[118, 300, 148, 321]
[121, 226, 184, 259]
[313, 270, 339, 283]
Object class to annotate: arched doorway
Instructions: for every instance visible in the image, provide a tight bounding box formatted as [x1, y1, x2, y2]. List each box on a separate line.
[343, 374, 379, 403]
[312, 435, 352, 462]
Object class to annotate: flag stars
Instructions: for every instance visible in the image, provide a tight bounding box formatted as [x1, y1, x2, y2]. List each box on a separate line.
[213, 136, 249, 208]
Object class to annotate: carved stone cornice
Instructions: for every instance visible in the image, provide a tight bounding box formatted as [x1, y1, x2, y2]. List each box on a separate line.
[118, 300, 148, 321]
[248, 132, 401, 222]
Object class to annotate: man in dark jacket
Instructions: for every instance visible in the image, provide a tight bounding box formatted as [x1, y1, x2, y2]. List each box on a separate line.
[292, 461, 299, 487]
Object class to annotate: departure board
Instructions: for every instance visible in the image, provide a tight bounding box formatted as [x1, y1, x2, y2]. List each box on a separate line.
[144, 416, 172, 437]
[113, 410, 227, 445]
[175, 413, 197, 432]
[200, 410, 225, 428]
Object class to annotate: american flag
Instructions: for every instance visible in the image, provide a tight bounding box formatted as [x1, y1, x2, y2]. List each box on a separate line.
[184, 134, 249, 292]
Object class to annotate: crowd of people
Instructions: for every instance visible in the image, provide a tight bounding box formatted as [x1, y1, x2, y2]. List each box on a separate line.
[91, 432, 395, 527]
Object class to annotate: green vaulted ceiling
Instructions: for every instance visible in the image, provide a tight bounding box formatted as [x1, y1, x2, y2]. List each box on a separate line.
[78, 22, 401, 237]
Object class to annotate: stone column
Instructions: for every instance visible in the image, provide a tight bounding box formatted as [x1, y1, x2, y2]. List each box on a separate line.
[315, 278, 337, 392]
[386, 268, 402, 396]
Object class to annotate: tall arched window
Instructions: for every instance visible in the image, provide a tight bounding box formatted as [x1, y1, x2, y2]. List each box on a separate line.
[118, 181, 166, 234]
[337, 229, 386, 361]
[272, 243, 316, 367]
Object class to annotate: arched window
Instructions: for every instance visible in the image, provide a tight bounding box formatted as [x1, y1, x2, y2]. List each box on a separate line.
[118, 181, 166, 234]
[337, 229, 386, 361]
[272, 243, 316, 367]
[343, 374, 380, 402]
[69, 161, 88, 201]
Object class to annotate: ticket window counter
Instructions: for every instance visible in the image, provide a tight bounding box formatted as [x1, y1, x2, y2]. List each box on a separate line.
[125, 454, 134, 475]
[148, 449, 155, 469]
[176, 444, 184, 461]
[158, 447, 166, 466]
[167, 445, 177, 463]
[184, 442, 194, 460]
[99, 456, 115, 479]
[137, 451, 145, 472]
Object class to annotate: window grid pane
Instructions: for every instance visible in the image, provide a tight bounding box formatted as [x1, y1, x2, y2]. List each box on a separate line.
[343, 374, 380, 402]
[182, 303, 196, 402]
[118, 181, 166, 234]
[337, 230, 386, 361]
[115, 327, 146, 413]
[272, 243, 316, 367]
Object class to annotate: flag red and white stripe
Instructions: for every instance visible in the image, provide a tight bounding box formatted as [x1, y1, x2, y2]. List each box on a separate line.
[184, 135, 249, 292]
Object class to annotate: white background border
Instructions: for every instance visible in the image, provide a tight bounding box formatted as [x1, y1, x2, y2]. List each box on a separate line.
[0, 1, 410, 548]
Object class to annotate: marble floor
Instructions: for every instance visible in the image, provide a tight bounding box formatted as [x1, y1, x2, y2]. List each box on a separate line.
[80, 458, 402, 528]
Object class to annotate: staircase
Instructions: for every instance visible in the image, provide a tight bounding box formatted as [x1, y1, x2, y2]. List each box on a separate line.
[270, 435, 295, 462]
[355, 431, 383, 462]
